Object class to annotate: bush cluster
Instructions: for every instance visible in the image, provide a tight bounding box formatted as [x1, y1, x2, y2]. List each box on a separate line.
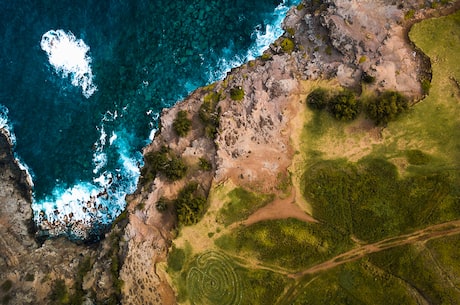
[280, 37, 295, 53]
[199, 92, 221, 138]
[307, 88, 409, 125]
[230, 86, 245, 101]
[141, 146, 187, 183]
[366, 91, 408, 125]
[307, 88, 361, 121]
[173, 110, 192, 137]
[175, 182, 207, 226]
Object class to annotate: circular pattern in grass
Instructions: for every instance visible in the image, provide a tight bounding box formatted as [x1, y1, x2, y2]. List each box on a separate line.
[186, 251, 242, 305]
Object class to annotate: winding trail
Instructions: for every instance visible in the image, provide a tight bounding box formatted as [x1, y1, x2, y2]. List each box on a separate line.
[289, 219, 460, 278]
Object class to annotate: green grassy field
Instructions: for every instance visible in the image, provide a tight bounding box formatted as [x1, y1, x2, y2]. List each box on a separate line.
[215, 218, 353, 271]
[302, 157, 459, 242]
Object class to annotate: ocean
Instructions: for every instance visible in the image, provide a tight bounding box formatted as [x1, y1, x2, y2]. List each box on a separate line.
[0, 0, 298, 239]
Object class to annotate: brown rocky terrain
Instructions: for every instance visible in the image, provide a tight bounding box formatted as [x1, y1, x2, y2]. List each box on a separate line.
[0, 0, 458, 304]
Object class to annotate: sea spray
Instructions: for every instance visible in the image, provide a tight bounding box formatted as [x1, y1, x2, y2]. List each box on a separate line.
[41, 30, 97, 98]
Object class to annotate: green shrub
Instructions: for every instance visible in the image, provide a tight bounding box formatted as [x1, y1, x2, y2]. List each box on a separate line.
[361, 72, 376, 84]
[173, 110, 192, 137]
[329, 90, 361, 121]
[366, 91, 408, 125]
[280, 37, 295, 53]
[260, 53, 272, 61]
[230, 86, 245, 101]
[156, 197, 170, 212]
[143, 146, 187, 182]
[49, 279, 68, 304]
[406, 149, 431, 165]
[1, 280, 12, 292]
[286, 27, 295, 37]
[175, 182, 207, 226]
[215, 219, 352, 270]
[404, 9, 415, 20]
[306, 88, 329, 110]
[200, 92, 220, 138]
[167, 246, 186, 272]
[198, 157, 212, 171]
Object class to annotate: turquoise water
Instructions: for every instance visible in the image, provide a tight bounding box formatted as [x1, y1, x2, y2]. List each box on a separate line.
[0, 0, 298, 239]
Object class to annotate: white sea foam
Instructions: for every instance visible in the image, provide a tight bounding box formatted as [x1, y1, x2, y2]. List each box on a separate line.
[41, 29, 97, 98]
[31, 117, 141, 238]
[33, 138, 141, 238]
[0, 105, 35, 187]
[0, 105, 16, 145]
[208, 0, 295, 81]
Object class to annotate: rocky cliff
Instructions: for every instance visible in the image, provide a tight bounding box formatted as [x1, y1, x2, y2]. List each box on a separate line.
[1, 0, 458, 304]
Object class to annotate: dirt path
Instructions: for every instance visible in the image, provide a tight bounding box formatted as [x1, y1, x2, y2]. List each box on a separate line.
[290, 219, 460, 278]
[242, 191, 317, 227]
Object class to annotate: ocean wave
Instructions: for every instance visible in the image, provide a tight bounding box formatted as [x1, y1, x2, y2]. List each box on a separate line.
[0, 105, 35, 187]
[41, 29, 97, 98]
[32, 126, 142, 239]
[207, 0, 297, 82]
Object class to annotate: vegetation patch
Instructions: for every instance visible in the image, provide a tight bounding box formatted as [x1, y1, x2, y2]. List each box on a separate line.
[302, 158, 458, 242]
[281, 260, 416, 305]
[306, 88, 361, 121]
[280, 37, 295, 53]
[200, 91, 221, 138]
[175, 182, 208, 226]
[365, 91, 409, 125]
[406, 149, 431, 165]
[217, 187, 274, 226]
[306, 88, 411, 125]
[0, 281, 12, 293]
[168, 248, 291, 305]
[49, 279, 69, 305]
[173, 110, 192, 137]
[329, 90, 361, 121]
[215, 218, 352, 270]
[141, 146, 187, 183]
[370, 240, 460, 304]
[230, 86, 245, 101]
[198, 157, 212, 171]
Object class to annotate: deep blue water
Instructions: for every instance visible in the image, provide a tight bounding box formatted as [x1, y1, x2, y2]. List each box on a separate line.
[0, 0, 298, 238]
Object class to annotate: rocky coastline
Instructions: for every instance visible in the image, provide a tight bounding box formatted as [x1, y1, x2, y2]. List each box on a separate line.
[1, 1, 459, 304]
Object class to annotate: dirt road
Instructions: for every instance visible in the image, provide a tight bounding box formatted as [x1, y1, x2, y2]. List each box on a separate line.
[290, 219, 460, 278]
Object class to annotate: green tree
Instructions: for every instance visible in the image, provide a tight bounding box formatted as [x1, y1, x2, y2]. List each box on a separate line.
[329, 90, 361, 121]
[175, 183, 207, 226]
[366, 91, 408, 125]
[143, 146, 187, 182]
[306, 88, 329, 110]
[173, 110, 192, 137]
[230, 86, 245, 101]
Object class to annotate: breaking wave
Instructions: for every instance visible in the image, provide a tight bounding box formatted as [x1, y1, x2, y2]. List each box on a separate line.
[41, 30, 97, 98]
[208, 0, 295, 81]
